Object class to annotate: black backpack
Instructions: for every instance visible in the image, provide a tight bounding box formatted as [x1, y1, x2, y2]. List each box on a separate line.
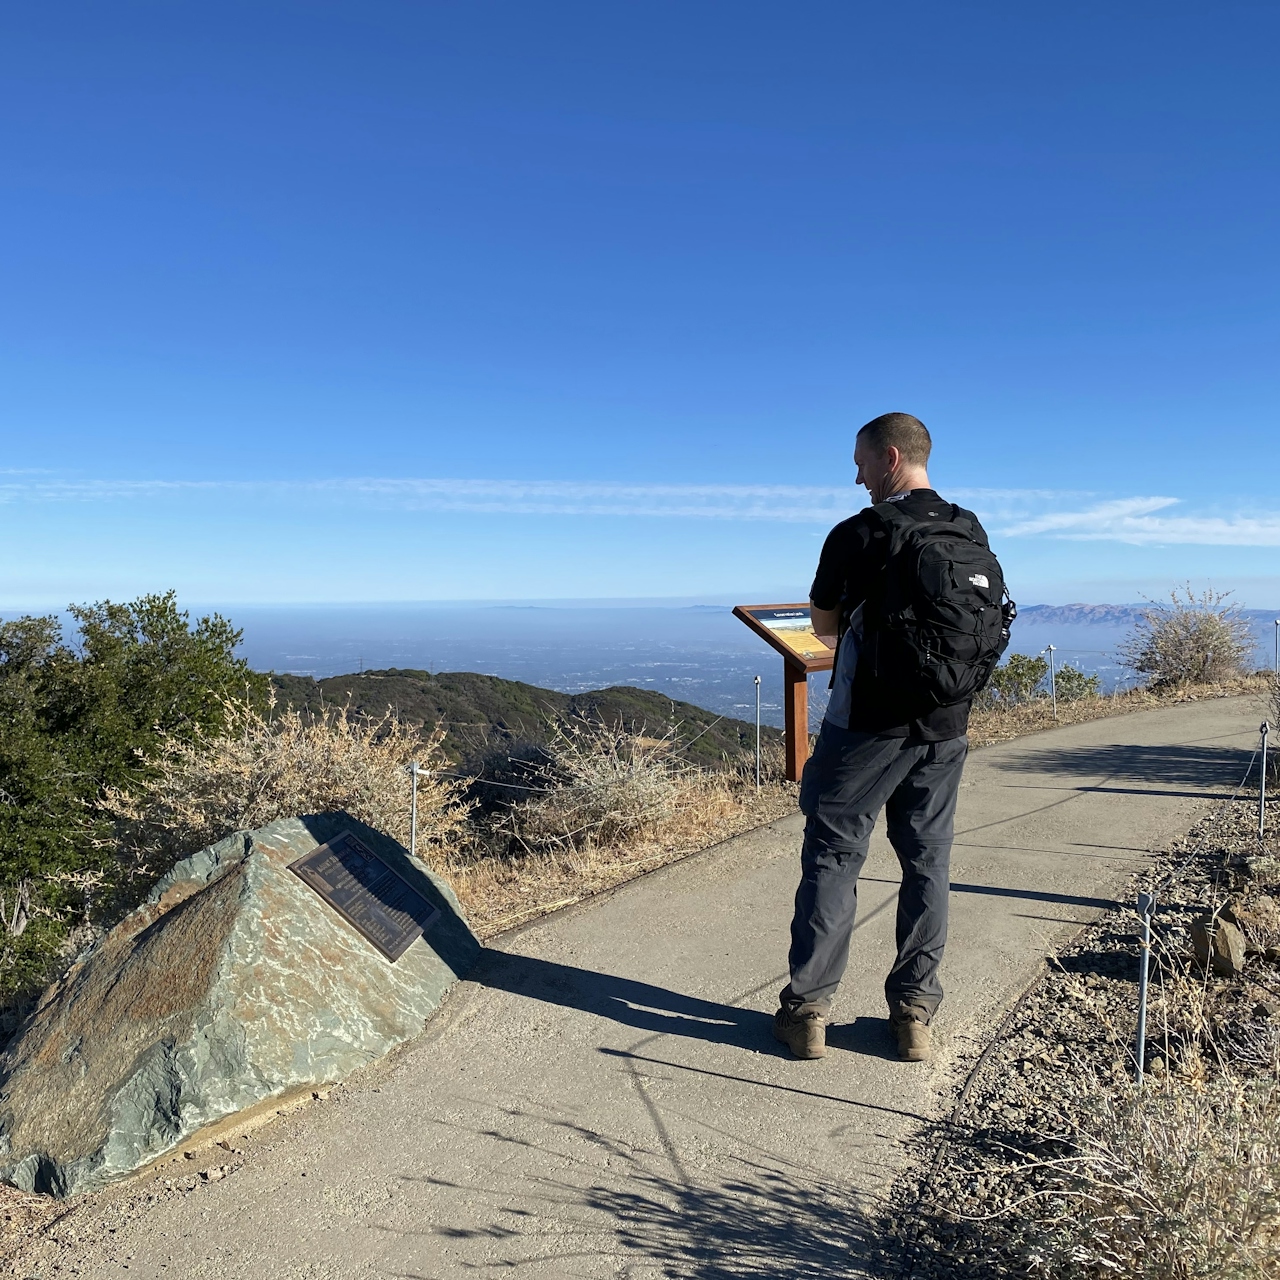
[861, 501, 1015, 708]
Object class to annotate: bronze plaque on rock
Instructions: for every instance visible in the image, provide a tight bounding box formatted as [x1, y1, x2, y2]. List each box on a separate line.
[288, 830, 441, 962]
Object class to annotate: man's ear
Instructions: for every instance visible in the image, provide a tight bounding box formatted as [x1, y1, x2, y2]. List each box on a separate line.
[883, 445, 902, 473]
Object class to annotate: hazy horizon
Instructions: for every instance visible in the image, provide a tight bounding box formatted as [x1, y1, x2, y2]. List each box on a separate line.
[5, 594, 1274, 730]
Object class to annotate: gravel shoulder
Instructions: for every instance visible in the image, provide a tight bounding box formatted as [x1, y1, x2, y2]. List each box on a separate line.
[889, 751, 1280, 1278]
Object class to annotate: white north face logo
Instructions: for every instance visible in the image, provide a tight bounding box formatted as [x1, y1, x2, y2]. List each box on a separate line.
[969, 574, 990, 588]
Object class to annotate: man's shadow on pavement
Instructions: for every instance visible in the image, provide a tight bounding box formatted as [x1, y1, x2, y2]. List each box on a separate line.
[471, 947, 900, 1061]
[471, 947, 783, 1052]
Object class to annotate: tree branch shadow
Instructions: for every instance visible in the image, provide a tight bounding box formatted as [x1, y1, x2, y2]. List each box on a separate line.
[582, 1155, 897, 1279]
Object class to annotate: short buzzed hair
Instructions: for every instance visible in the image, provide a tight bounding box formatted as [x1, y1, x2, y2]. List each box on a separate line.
[857, 412, 932, 466]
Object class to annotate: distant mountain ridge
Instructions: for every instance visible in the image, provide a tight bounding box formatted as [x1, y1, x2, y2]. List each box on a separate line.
[1017, 603, 1277, 627]
[1016, 603, 1147, 626]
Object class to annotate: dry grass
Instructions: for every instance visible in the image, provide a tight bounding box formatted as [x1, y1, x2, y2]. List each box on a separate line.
[898, 782, 1280, 1280]
[904, 955, 1280, 1280]
[1054, 805, 1280, 1280]
[1011, 1064, 1280, 1279]
[0, 1185, 69, 1270]
[1036, 938, 1280, 1279]
[967, 672, 1273, 749]
[1004, 948, 1280, 1280]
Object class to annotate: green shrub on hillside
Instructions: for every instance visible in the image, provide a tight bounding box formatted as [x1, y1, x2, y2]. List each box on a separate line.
[977, 654, 1102, 709]
[1052, 664, 1102, 702]
[0, 593, 266, 1015]
[988, 654, 1050, 704]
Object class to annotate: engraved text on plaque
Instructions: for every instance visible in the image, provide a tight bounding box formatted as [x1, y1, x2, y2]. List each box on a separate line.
[289, 830, 441, 962]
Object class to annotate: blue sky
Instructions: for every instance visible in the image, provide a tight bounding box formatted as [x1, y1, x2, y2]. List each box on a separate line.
[3, 2, 1278, 609]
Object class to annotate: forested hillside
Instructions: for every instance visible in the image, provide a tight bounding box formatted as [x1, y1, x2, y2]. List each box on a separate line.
[270, 668, 779, 773]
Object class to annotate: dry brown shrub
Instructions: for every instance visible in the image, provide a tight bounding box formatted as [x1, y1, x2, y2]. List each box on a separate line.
[103, 697, 468, 881]
[512, 719, 687, 851]
[965, 941, 1280, 1280]
[1120, 586, 1256, 688]
[967, 672, 1273, 749]
[1012, 1064, 1280, 1279]
[0, 1184, 70, 1269]
[438, 724, 794, 935]
[951, 971, 1280, 1279]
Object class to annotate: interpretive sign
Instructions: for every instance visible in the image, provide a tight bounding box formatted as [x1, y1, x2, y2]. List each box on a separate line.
[732, 603, 835, 672]
[734, 602, 835, 784]
[289, 830, 441, 962]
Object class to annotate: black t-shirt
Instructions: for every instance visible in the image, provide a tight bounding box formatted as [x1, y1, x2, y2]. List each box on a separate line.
[810, 488, 986, 741]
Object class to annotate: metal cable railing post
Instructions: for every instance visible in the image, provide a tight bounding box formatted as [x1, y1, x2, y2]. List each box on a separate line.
[1261, 722, 1271, 841]
[754, 675, 762, 789]
[410, 760, 419, 859]
[1041, 644, 1058, 719]
[1135, 890, 1156, 1085]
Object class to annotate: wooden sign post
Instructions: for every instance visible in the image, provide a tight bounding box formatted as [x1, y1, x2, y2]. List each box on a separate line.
[733, 604, 835, 782]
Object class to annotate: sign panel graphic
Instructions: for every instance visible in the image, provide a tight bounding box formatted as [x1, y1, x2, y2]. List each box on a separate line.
[732, 603, 835, 671]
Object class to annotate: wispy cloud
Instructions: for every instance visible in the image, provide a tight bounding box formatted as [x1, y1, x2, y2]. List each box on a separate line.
[0, 475, 1015, 523]
[342, 478, 865, 520]
[0, 478, 231, 501]
[2, 475, 1277, 545]
[1002, 497, 1280, 546]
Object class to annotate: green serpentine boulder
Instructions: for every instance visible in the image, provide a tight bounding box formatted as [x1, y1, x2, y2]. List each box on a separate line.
[0, 813, 479, 1198]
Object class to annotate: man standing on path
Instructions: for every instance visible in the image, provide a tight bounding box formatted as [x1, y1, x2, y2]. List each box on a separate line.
[773, 412, 1008, 1063]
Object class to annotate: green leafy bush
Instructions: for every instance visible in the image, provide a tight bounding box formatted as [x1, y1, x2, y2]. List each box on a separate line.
[995, 654, 1049, 703]
[977, 654, 1102, 709]
[0, 593, 266, 1015]
[1053, 664, 1102, 702]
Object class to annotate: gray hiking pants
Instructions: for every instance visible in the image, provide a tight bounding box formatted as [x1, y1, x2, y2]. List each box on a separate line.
[783, 724, 968, 1021]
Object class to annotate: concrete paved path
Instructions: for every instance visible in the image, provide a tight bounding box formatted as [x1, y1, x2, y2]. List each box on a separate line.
[43, 696, 1266, 1279]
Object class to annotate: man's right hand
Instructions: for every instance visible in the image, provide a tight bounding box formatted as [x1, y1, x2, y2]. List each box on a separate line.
[810, 601, 841, 650]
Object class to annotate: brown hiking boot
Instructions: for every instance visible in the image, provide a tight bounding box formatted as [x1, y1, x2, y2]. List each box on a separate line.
[890, 1004, 933, 1062]
[773, 1006, 827, 1059]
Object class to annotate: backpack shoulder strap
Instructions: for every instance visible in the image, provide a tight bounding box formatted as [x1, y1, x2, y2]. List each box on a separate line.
[870, 499, 911, 526]
[868, 500, 916, 543]
[943, 503, 994, 546]
[861, 502, 919, 627]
